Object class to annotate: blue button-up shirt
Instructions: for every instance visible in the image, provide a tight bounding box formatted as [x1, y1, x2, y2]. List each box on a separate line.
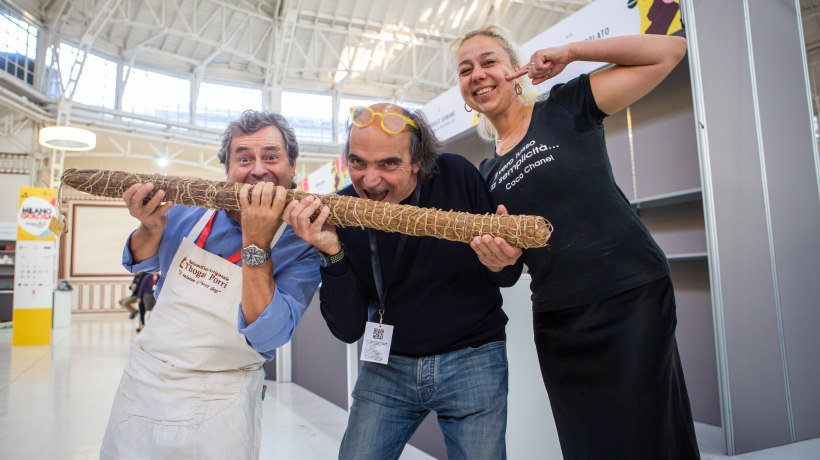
[123, 205, 320, 360]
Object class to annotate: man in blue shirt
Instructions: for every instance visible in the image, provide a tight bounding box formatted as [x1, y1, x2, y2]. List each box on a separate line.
[100, 111, 320, 460]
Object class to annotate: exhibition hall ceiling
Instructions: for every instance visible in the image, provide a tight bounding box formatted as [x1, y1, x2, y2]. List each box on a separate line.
[0, 0, 593, 178]
[13, 0, 591, 102]
[1, 1, 818, 180]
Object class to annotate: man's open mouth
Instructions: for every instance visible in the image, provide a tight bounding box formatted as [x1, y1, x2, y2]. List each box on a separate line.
[365, 190, 389, 201]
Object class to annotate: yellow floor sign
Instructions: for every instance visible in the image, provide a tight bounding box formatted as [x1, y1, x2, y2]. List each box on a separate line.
[13, 186, 58, 346]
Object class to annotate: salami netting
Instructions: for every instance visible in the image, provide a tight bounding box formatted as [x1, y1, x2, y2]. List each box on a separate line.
[60, 168, 551, 248]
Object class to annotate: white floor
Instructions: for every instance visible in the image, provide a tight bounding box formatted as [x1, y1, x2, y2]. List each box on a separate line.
[0, 314, 818, 460]
[0, 314, 432, 460]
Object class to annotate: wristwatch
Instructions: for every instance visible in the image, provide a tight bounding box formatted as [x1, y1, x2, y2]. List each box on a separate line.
[318, 244, 345, 268]
[241, 244, 271, 266]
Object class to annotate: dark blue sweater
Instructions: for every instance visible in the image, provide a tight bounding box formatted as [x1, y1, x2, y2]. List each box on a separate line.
[319, 153, 523, 356]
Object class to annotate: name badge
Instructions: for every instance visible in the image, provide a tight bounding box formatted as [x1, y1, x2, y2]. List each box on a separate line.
[360, 321, 394, 365]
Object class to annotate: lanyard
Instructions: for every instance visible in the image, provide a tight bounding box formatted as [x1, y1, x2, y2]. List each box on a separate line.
[196, 211, 242, 264]
[368, 185, 420, 324]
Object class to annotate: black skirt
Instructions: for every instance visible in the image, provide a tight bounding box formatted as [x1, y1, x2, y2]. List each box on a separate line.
[533, 276, 700, 460]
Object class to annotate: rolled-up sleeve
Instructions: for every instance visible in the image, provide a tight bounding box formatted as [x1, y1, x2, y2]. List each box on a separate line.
[238, 228, 320, 360]
[122, 231, 161, 274]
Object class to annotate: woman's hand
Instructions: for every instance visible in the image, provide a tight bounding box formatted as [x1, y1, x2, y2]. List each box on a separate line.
[470, 205, 523, 272]
[509, 35, 686, 115]
[506, 44, 573, 85]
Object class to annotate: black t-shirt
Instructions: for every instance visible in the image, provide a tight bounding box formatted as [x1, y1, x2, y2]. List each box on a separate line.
[480, 74, 669, 311]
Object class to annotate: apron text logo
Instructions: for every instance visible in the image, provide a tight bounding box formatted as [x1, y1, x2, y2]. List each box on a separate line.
[178, 256, 231, 294]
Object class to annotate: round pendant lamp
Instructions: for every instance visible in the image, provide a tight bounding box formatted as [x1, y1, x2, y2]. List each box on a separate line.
[38, 126, 97, 151]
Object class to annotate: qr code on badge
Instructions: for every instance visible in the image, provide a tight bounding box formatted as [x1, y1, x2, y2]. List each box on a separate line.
[372, 328, 384, 340]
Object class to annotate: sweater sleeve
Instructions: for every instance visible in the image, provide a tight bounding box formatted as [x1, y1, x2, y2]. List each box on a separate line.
[487, 258, 525, 287]
[317, 256, 371, 343]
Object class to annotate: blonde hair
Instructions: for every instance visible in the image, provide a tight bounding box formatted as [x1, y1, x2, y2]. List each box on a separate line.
[450, 25, 536, 142]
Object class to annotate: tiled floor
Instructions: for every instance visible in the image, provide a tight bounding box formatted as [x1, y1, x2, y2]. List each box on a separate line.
[0, 314, 818, 460]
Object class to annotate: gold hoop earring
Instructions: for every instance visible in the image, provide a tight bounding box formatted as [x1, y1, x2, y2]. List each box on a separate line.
[464, 102, 473, 113]
[515, 82, 523, 96]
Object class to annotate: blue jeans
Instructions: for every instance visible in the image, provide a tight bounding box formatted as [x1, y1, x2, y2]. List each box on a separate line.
[338, 341, 508, 460]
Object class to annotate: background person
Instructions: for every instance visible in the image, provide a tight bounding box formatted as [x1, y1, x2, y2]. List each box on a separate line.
[100, 110, 320, 460]
[117, 271, 144, 319]
[134, 271, 159, 332]
[452, 26, 698, 459]
[284, 103, 522, 460]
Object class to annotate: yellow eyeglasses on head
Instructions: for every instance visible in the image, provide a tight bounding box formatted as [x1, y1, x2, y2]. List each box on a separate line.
[349, 106, 419, 134]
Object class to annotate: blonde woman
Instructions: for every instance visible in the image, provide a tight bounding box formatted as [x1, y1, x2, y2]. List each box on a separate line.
[452, 26, 699, 459]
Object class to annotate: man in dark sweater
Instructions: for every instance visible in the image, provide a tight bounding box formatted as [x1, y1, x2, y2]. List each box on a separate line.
[283, 103, 522, 460]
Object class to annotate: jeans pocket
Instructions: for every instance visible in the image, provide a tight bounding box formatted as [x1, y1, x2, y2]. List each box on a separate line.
[468, 340, 506, 351]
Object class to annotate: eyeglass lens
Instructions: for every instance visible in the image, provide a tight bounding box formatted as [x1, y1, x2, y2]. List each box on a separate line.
[381, 113, 409, 133]
[352, 107, 370, 126]
[352, 107, 408, 133]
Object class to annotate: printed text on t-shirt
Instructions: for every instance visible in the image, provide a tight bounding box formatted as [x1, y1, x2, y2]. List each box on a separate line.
[491, 141, 559, 191]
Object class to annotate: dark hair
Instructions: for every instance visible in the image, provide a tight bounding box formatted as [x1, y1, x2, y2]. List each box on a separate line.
[343, 105, 441, 182]
[218, 110, 299, 167]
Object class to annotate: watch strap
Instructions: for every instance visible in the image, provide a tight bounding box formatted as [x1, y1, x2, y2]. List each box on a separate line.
[320, 244, 345, 267]
[327, 244, 345, 264]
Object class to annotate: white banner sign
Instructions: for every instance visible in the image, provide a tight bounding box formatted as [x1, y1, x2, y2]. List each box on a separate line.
[306, 162, 335, 195]
[423, 86, 479, 142]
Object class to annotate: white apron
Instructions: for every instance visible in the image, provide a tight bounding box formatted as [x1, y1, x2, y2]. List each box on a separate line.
[101, 210, 279, 460]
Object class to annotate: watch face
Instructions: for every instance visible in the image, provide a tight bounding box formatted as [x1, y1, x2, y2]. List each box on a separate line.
[242, 246, 268, 266]
[318, 252, 331, 267]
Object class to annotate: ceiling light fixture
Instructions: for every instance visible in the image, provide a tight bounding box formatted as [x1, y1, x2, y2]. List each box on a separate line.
[38, 126, 97, 151]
